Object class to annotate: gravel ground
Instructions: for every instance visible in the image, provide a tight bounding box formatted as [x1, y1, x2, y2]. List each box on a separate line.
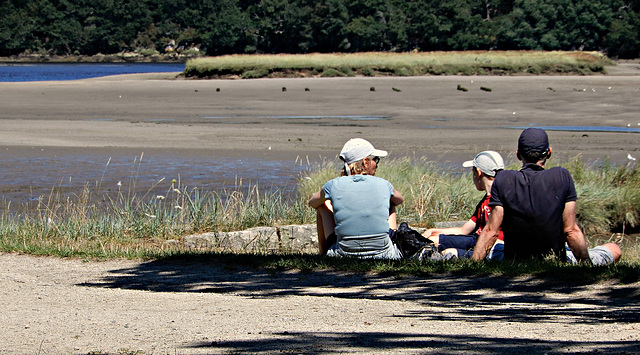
[1, 253, 640, 354]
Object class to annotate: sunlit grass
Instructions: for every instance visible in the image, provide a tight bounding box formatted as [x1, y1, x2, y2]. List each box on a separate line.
[0, 155, 638, 279]
[184, 51, 611, 79]
[0, 168, 311, 259]
[299, 156, 640, 260]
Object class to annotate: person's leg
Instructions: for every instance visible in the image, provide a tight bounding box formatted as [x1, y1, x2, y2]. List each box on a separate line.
[587, 243, 621, 265]
[602, 243, 622, 263]
[441, 248, 460, 257]
[428, 234, 441, 246]
[566, 243, 621, 265]
[436, 234, 477, 253]
[487, 241, 504, 261]
[316, 201, 336, 255]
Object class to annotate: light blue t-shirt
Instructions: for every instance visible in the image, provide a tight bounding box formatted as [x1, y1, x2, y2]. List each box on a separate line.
[322, 175, 401, 259]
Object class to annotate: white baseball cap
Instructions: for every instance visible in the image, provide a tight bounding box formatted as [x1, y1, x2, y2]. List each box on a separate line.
[339, 138, 388, 164]
[462, 151, 504, 177]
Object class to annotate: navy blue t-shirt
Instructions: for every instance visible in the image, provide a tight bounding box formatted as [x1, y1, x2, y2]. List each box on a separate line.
[489, 163, 577, 260]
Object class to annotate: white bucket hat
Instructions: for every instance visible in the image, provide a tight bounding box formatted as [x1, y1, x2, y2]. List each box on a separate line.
[339, 138, 388, 175]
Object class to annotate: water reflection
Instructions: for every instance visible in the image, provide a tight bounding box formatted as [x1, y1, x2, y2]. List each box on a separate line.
[0, 152, 311, 207]
[418, 124, 640, 133]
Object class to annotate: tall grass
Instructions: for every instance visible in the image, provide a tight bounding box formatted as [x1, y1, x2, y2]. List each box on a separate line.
[0, 156, 638, 263]
[549, 157, 640, 236]
[0, 177, 309, 259]
[299, 155, 640, 231]
[299, 156, 640, 261]
[296, 157, 480, 226]
[184, 51, 611, 79]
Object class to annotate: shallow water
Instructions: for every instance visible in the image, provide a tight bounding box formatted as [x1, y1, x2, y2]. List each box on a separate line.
[0, 63, 185, 82]
[202, 115, 390, 121]
[0, 151, 311, 206]
[418, 124, 640, 134]
[509, 125, 640, 133]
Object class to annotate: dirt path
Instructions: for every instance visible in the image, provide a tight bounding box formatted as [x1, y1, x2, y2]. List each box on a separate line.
[1, 252, 639, 354]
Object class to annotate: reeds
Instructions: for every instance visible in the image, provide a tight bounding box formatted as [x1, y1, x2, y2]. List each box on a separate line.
[184, 51, 611, 79]
[0, 155, 638, 264]
[299, 156, 640, 257]
[0, 176, 308, 259]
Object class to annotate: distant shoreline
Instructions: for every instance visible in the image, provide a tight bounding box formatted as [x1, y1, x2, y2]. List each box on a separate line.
[0, 52, 196, 64]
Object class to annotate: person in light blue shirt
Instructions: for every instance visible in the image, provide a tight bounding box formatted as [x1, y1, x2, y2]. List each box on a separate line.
[309, 138, 404, 259]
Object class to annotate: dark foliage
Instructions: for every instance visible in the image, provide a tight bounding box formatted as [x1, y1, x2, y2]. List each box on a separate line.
[1, 0, 638, 58]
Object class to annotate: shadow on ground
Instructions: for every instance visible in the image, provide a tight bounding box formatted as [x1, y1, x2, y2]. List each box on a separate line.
[184, 331, 640, 354]
[79, 254, 640, 354]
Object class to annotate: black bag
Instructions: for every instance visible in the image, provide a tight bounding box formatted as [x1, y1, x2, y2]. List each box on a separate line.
[392, 222, 438, 259]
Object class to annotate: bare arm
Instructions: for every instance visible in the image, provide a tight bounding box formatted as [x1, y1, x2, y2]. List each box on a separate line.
[472, 206, 503, 261]
[563, 201, 590, 262]
[423, 219, 477, 238]
[308, 190, 326, 209]
[390, 188, 404, 207]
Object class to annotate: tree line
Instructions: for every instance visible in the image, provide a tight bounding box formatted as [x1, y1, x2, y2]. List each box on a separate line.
[1, 0, 638, 59]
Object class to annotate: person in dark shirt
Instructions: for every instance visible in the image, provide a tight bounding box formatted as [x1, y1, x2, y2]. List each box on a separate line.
[472, 128, 621, 264]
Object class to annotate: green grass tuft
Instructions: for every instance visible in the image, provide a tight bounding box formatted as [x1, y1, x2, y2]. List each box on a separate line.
[241, 69, 269, 79]
[320, 68, 346, 77]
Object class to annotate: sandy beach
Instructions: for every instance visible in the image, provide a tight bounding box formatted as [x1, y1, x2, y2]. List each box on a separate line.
[1, 61, 640, 354]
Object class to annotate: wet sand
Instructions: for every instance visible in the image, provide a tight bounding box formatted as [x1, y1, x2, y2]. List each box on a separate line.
[1, 62, 639, 200]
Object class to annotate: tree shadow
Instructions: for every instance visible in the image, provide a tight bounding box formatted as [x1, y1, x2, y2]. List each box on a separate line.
[183, 331, 640, 354]
[78, 254, 640, 353]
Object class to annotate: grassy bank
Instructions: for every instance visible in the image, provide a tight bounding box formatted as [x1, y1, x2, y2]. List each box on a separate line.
[184, 51, 611, 79]
[1, 156, 638, 268]
[0, 181, 311, 259]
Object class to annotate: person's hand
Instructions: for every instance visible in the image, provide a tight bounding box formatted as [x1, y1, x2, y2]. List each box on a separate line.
[422, 229, 440, 238]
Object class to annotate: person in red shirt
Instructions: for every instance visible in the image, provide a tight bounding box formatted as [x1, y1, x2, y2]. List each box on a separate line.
[422, 151, 505, 259]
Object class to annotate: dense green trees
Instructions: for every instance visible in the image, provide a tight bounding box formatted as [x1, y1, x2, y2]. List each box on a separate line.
[0, 0, 638, 58]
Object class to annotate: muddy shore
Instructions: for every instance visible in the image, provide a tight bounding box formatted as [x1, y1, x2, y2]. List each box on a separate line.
[1, 61, 639, 202]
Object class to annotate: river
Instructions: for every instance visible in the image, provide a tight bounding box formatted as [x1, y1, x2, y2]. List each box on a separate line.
[0, 62, 186, 82]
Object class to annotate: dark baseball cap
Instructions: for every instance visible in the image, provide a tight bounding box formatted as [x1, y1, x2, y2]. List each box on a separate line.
[518, 128, 549, 154]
